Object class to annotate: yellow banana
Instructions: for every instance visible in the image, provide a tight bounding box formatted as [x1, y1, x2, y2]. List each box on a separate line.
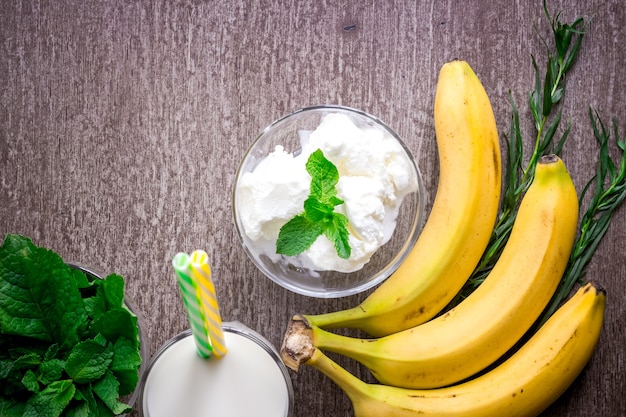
[304, 60, 502, 336]
[285, 282, 605, 417]
[282, 155, 579, 388]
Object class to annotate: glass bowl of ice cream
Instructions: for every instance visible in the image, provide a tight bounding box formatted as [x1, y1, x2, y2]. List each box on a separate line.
[232, 105, 425, 298]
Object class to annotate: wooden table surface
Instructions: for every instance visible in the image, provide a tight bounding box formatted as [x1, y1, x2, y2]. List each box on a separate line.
[1, 1, 624, 416]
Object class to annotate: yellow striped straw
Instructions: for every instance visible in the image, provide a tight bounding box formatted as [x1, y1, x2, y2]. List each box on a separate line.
[190, 250, 228, 358]
[172, 252, 213, 359]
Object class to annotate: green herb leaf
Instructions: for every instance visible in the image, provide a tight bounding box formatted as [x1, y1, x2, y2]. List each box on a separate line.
[92, 371, 131, 416]
[324, 213, 351, 259]
[83, 294, 107, 322]
[110, 338, 142, 396]
[89, 309, 139, 349]
[38, 358, 64, 385]
[21, 369, 40, 392]
[70, 269, 91, 290]
[0, 235, 88, 349]
[65, 338, 114, 384]
[0, 398, 25, 417]
[13, 352, 42, 369]
[0, 234, 141, 416]
[303, 197, 334, 222]
[306, 149, 340, 201]
[534, 109, 626, 328]
[0, 359, 12, 379]
[63, 400, 91, 417]
[83, 273, 126, 323]
[542, 59, 553, 116]
[100, 274, 125, 310]
[276, 215, 324, 256]
[276, 149, 352, 259]
[72, 385, 101, 417]
[22, 379, 75, 417]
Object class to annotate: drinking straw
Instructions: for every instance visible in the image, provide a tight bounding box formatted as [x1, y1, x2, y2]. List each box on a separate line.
[172, 252, 213, 359]
[190, 250, 228, 358]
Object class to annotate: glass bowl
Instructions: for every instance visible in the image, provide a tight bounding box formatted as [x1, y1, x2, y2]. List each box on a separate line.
[68, 263, 148, 416]
[232, 105, 425, 298]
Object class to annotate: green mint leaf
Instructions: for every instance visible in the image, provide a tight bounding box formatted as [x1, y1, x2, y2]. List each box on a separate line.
[70, 269, 92, 290]
[22, 379, 75, 417]
[38, 358, 65, 385]
[0, 234, 142, 417]
[328, 195, 344, 207]
[21, 369, 40, 392]
[65, 338, 114, 384]
[303, 197, 334, 222]
[0, 235, 88, 349]
[43, 344, 60, 361]
[324, 213, 351, 259]
[89, 309, 139, 348]
[13, 352, 42, 369]
[0, 358, 25, 400]
[0, 358, 13, 379]
[84, 273, 125, 322]
[92, 371, 131, 416]
[94, 398, 117, 417]
[276, 150, 352, 259]
[101, 274, 125, 310]
[110, 338, 141, 396]
[306, 149, 340, 201]
[276, 215, 324, 256]
[0, 398, 25, 417]
[62, 401, 91, 417]
[83, 294, 107, 322]
[73, 385, 100, 417]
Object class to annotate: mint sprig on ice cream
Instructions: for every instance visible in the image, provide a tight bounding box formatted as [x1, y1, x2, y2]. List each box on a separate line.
[276, 149, 351, 259]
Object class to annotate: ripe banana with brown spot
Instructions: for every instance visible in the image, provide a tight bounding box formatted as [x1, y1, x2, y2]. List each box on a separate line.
[303, 60, 502, 337]
[282, 282, 605, 417]
[283, 155, 579, 388]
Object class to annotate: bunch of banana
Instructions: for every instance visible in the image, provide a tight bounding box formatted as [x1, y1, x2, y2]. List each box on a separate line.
[281, 154, 579, 389]
[286, 283, 605, 417]
[304, 59, 502, 337]
[280, 60, 607, 417]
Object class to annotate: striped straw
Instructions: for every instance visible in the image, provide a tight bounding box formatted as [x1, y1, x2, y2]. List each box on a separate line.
[172, 252, 213, 359]
[190, 250, 228, 358]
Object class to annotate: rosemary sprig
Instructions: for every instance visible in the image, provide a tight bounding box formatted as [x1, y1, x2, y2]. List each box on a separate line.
[444, 2, 585, 308]
[446, 2, 626, 330]
[535, 109, 626, 327]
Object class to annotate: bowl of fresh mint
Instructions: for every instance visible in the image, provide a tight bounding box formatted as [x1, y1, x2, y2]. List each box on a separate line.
[0, 234, 146, 417]
[232, 105, 425, 298]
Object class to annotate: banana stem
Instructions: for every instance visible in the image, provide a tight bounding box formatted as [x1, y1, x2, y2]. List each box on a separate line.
[281, 314, 374, 371]
[311, 325, 375, 360]
[280, 315, 371, 410]
[306, 349, 370, 406]
[303, 306, 369, 330]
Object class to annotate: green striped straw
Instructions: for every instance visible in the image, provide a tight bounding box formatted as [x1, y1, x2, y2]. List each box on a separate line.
[172, 252, 213, 359]
[190, 250, 228, 358]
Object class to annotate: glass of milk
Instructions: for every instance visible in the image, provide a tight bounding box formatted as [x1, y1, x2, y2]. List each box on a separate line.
[138, 322, 294, 417]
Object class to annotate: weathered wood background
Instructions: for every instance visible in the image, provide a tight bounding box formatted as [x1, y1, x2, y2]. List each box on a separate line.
[1, 1, 624, 416]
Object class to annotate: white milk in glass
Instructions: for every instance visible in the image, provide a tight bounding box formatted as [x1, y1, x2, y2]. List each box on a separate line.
[140, 323, 293, 417]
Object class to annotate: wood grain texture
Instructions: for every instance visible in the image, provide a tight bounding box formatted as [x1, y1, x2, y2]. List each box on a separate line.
[1, 1, 624, 416]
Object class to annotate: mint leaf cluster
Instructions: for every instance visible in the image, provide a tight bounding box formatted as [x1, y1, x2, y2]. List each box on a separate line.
[276, 149, 351, 259]
[0, 234, 142, 417]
